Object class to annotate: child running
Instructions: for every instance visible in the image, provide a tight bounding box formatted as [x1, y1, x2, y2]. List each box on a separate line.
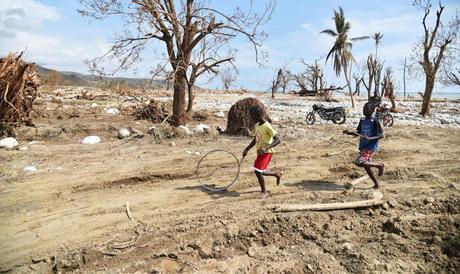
[242, 106, 283, 199]
[343, 102, 385, 188]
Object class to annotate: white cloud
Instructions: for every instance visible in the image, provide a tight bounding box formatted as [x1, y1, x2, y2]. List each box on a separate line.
[0, 0, 61, 35]
[348, 14, 419, 38]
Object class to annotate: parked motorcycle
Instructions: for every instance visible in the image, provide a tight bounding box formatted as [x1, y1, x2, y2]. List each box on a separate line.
[375, 103, 394, 127]
[306, 104, 346, 125]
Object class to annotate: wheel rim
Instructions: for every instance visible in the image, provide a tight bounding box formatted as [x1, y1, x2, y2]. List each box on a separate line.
[306, 113, 315, 124]
[195, 149, 241, 192]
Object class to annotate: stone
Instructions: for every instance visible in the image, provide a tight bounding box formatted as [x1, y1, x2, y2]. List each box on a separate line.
[247, 245, 257, 258]
[24, 165, 37, 172]
[455, 118, 460, 125]
[388, 197, 398, 208]
[174, 125, 192, 137]
[342, 242, 353, 252]
[19, 146, 28, 151]
[382, 202, 389, 210]
[440, 118, 451, 125]
[425, 197, 435, 204]
[432, 235, 442, 245]
[91, 103, 98, 108]
[227, 224, 239, 238]
[81, 136, 101, 145]
[106, 108, 120, 115]
[193, 123, 210, 134]
[117, 128, 131, 139]
[170, 141, 176, 147]
[0, 137, 19, 149]
[214, 111, 225, 118]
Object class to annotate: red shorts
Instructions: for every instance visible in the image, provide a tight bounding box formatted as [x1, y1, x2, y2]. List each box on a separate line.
[254, 153, 273, 172]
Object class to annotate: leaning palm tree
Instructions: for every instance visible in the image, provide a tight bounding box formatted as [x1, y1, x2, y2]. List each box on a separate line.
[321, 7, 368, 108]
[372, 32, 384, 58]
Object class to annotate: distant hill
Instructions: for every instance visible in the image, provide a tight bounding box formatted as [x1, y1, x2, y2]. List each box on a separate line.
[36, 65, 170, 89]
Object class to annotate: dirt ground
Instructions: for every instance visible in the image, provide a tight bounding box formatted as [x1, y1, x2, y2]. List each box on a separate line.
[0, 88, 459, 273]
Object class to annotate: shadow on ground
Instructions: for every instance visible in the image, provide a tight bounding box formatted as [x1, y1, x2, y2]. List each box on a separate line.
[176, 185, 241, 199]
[285, 180, 345, 191]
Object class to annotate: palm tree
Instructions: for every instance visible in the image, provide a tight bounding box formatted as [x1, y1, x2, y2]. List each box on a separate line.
[372, 32, 384, 58]
[321, 7, 368, 108]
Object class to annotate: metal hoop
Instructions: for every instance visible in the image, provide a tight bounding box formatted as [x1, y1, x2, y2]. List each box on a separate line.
[195, 149, 241, 192]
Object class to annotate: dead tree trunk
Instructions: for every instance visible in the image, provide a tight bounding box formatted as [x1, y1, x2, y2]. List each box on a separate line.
[416, 2, 456, 116]
[173, 69, 187, 126]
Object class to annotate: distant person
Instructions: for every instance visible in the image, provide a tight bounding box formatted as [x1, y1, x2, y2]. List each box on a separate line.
[242, 106, 283, 199]
[343, 102, 385, 188]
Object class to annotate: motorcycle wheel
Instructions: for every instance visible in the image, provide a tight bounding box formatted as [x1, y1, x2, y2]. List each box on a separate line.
[332, 111, 346, 124]
[383, 113, 394, 127]
[306, 112, 316, 125]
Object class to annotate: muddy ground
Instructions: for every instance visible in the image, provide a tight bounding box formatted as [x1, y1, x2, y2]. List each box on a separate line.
[0, 88, 459, 273]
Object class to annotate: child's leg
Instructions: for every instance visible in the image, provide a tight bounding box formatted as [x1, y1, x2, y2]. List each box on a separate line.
[261, 170, 283, 186]
[361, 162, 380, 188]
[254, 171, 268, 198]
[364, 161, 385, 176]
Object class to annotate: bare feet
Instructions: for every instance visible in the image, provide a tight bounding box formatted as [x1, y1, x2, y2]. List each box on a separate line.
[258, 192, 269, 199]
[276, 172, 284, 186]
[378, 164, 384, 176]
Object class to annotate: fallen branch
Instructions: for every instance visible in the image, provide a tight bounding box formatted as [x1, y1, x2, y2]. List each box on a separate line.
[126, 201, 133, 223]
[344, 175, 369, 189]
[268, 191, 383, 212]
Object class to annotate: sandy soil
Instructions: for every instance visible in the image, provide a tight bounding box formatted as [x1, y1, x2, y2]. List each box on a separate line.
[0, 88, 459, 273]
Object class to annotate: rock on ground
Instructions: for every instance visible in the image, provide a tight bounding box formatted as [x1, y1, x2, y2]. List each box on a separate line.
[106, 108, 120, 115]
[117, 128, 131, 139]
[0, 137, 20, 149]
[81, 136, 101, 145]
[193, 124, 210, 134]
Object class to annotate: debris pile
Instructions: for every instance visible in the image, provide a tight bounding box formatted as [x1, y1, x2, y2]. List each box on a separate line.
[226, 97, 270, 135]
[134, 99, 169, 123]
[0, 52, 41, 135]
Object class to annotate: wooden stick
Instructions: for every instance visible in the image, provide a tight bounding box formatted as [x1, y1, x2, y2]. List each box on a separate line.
[126, 201, 133, 223]
[268, 191, 384, 212]
[344, 175, 369, 189]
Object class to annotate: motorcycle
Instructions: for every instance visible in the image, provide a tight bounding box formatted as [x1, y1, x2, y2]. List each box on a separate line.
[375, 103, 394, 127]
[306, 104, 346, 125]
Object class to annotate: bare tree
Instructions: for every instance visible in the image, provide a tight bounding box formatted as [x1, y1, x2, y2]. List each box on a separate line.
[352, 73, 363, 96]
[362, 54, 384, 101]
[411, 0, 459, 116]
[220, 66, 238, 91]
[79, 0, 274, 125]
[381, 67, 398, 112]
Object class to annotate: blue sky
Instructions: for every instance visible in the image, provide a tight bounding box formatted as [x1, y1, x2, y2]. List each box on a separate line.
[1, 0, 459, 95]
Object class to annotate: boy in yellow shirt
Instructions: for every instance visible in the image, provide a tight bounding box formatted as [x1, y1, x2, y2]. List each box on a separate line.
[242, 106, 282, 199]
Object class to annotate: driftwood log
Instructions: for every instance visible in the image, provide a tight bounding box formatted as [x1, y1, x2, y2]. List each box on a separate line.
[268, 191, 384, 212]
[344, 175, 369, 189]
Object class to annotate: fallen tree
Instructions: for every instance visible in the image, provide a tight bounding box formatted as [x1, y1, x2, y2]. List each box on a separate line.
[0, 52, 41, 136]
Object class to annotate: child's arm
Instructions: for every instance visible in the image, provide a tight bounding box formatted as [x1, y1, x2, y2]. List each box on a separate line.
[243, 137, 256, 157]
[343, 129, 361, 137]
[260, 134, 281, 153]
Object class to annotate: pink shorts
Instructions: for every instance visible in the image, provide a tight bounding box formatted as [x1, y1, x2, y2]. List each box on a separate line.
[254, 153, 273, 172]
